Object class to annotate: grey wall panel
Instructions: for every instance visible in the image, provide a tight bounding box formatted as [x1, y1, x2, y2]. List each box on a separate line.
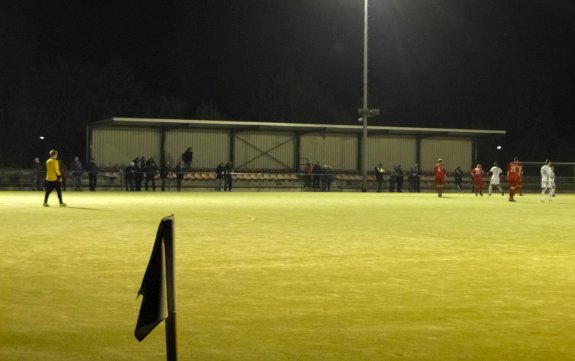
[91, 124, 474, 174]
[92, 127, 161, 167]
[421, 138, 472, 173]
[300, 134, 357, 170]
[368, 136, 417, 171]
[234, 132, 295, 169]
[165, 129, 229, 168]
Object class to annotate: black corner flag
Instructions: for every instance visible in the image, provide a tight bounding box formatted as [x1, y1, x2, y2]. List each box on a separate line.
[135, 215, 177, 361]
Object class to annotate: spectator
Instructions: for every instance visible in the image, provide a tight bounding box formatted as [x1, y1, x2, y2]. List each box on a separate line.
[395, 165, 404, 192]
[144, 157, 158, 191]
[224, 162, 233, 191]
[134, 157, 145, 191]
[303, 161, 313, 189]
[454, 166, 463, 191]
[159, 162, 169, 192]
[389, 166, 397, 192]
[181, 147, 193, 170]
[124, 161, 136, 191]
[87, 158, 98, 191]
[215, 162, 225, 191]
[374, 163, 385, 192]
[32, 157, 44, 191]
[322, 165, 334, 192]
[312, 162, 322, 191]
[59, 158, 68, 191]
[410, 163, 422, 192]
[174, 162, 184, 192]
[70, 156, 83, 191]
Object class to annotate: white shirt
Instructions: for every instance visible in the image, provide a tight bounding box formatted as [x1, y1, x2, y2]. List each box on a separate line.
[549, 168, 556, 187]
[489, 166, 503, 182]
[541, 165, 551, 183]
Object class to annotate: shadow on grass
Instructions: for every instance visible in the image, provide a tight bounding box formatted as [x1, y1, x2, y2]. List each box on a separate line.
[62, 206, 110, 211]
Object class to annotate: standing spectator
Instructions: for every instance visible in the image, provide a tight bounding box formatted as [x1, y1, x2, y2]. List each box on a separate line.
[471, 164, 485, 196]
[487, 162, 504, 196]
[303, 161, 313, 189]
[410, 163, 422, 192]
[144, 157, 158, 191]
[395, 165, 404, 192]
[134, 157, 145, 191]
[433, 158, 447, 197]
[124, 161, 136, 191]
[540, 159, 552, 202]
[174, 162, 184, 192]
[321, 164, 333, 192]
[87, 158, 98, 191]
[320, 166, 327, 191]
[215, 162, 225, 191]
[312, 162, 322, 191]
[323, 165, 334, 192]
[70, 156, 83, 191]
[374, 163, 385, 192]
[32, 157, 44, 191]
[159, 162, 169, 192]
[224, 162, 234, 191]
[507, 156, 522, 202]
[454, 166, 463, 191]
[59, 158, 68, 191]
[43, 150, 66, 207]
[181, 147, 193, 170]
[389, 166, 397, 192]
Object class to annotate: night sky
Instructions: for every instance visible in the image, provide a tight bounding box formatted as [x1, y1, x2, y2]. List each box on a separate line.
[1, 0, 574, 167]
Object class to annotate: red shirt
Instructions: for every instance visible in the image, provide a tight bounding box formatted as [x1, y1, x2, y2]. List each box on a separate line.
[471, 167, 484, 185]
[434, 163, 446, 180]
[507, 161, 522, 182]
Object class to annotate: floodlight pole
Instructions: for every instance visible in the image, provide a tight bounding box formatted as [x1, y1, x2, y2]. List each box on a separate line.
[360, 0, 369, 192]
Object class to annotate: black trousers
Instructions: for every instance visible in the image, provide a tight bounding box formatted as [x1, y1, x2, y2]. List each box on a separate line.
[44, 181, 63, 204]
[89, 174, 97, 191]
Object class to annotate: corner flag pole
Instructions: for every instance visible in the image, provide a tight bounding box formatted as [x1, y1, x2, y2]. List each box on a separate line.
[164, 215, 177, 361]
[134, 215, 178, 361]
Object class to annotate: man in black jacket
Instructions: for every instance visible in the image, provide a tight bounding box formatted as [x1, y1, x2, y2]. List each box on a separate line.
[410, 163, 422, 192]
[374, 164, 385, 192]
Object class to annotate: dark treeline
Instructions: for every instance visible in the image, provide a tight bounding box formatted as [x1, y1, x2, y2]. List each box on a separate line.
[1, 1, 574, 167]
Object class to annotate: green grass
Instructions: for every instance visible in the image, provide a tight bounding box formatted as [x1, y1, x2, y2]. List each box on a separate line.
[1, 191, 575, 361]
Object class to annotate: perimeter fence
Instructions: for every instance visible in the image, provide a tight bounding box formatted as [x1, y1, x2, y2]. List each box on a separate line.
[1, 165, 573, 193]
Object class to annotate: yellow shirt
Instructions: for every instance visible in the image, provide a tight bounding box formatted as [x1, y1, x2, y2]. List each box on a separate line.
[45, 158, 61, 181]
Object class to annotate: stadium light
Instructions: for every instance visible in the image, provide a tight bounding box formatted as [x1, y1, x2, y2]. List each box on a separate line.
[358, 0, 379, 192]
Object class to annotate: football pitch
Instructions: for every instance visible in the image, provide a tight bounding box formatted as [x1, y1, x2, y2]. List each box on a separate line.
[1, 191, 574, 361]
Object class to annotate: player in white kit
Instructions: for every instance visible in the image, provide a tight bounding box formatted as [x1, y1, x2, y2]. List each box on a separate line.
[540, 159, 552, 202]
[488, 162, 504, 196]
[548, 165, 556, 200]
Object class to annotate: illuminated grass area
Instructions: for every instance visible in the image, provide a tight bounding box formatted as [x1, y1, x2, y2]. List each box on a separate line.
[1, 191, 575, 361]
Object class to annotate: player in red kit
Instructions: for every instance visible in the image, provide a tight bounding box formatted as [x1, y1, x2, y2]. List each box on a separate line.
[471, 164, 484, 196]
[517, 160, 525, 196]
[434, 158, 447, 197]
[507, 157, 522, 202]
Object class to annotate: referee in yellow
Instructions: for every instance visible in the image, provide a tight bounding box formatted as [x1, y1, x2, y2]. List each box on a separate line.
[43, 149, 66, 207]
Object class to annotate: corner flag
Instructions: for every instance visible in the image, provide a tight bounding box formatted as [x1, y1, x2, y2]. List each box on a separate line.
[135, 215, 177, 360]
